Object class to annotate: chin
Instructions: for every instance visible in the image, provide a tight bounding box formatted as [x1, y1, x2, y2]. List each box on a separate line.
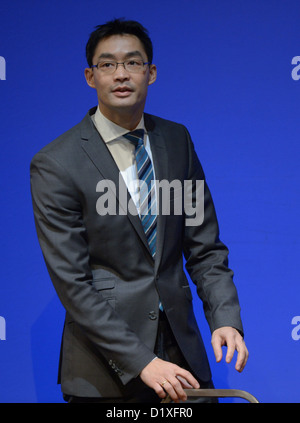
[113, 98, 142, 111]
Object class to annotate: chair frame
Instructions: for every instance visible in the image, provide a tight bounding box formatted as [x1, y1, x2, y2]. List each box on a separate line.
[161, 388, 259, 403]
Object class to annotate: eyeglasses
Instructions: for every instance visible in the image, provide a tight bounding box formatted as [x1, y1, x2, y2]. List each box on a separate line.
[91, 59, 150, 75]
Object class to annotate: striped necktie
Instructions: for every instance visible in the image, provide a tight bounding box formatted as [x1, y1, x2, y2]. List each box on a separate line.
[124, 129, 157, 258]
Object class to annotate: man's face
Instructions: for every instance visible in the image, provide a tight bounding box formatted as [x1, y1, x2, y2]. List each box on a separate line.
[85, 34, 157, 125]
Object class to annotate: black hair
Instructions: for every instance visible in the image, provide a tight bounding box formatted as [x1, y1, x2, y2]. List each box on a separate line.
[86, 18, 153, 67]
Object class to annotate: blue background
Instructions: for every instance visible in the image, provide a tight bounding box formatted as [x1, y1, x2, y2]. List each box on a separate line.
[0, 0, 299, 403]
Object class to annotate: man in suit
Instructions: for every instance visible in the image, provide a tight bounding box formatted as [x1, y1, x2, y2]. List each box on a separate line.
[30, 19, 248, 403]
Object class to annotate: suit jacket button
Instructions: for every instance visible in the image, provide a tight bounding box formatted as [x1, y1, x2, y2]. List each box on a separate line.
[148, 311, 157, 320]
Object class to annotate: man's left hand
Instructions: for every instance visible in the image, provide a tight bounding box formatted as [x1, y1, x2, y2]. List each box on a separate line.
[211, 326, 249, 372]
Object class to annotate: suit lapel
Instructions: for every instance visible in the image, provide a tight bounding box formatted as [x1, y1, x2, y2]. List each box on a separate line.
[145, 114, 169, 272]
[80, 110, 151, 254]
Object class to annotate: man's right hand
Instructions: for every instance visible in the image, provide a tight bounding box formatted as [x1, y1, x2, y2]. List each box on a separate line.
[139, 358, 200, 402]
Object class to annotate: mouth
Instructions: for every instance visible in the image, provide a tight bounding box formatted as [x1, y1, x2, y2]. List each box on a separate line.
[112, 86, 134, 97]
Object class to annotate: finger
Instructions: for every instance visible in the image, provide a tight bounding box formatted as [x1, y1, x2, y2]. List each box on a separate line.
[161, 380, 181, 403]
[176, 368, 200, 389]
[176, 375, 194, 389]
[211, 335, 223, 362]
[225, 336, 236, 363]
[170, 376, 190, 402]
[235, 342, 249, 372]
[154, 383, 167, 400]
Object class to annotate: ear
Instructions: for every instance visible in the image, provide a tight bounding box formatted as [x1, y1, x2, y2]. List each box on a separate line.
[84, 67, 96, 88]
[148, 64, 157, 86]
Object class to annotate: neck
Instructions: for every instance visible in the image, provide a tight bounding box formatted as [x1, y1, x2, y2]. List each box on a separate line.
[99, 104, 144, 131]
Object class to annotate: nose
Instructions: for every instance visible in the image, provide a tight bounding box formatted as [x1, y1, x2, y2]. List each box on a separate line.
[114, 63, 130, 81]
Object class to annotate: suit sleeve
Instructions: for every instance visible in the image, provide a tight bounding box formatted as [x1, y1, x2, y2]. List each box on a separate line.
[30, 151, 156, 384]
[182, 128, 244, 336]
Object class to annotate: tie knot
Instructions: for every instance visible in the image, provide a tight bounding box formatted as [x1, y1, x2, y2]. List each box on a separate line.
[123, 129, 144, 147]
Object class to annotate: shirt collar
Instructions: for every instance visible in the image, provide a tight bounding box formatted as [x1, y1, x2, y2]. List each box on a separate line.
[92, 106, 146, 144]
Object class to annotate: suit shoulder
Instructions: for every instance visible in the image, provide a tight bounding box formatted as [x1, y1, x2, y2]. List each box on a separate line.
[31, 111, 94, 164]
[32, 121, 82, 158]
[145, 113, 188, 132]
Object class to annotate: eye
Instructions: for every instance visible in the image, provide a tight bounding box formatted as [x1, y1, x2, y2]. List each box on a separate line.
[99, 62, 115, 69]
[127, 60, 142, 67]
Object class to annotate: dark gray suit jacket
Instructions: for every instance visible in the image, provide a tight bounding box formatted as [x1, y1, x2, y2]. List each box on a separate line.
[30, 106, 243, 398]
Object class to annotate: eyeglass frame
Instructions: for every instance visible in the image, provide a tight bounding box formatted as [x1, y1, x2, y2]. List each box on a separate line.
[91, 59, 151, 74]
